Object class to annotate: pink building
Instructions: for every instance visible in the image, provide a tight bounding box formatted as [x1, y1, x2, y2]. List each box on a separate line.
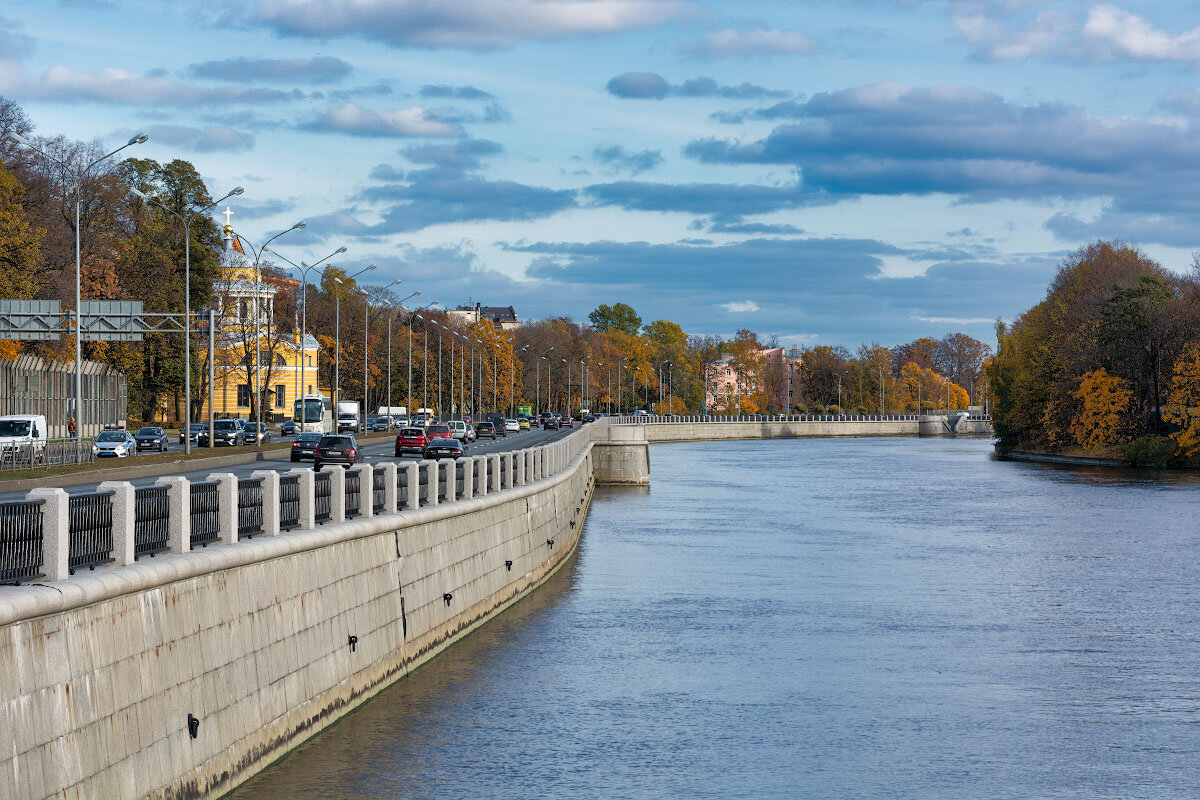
[705, 347, 801, 412]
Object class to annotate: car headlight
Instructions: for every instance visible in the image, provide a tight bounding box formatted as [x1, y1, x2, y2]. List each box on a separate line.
[92, 446, 99, 455]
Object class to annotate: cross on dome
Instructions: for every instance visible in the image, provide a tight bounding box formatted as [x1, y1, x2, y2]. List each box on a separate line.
[223, 206, 234, 226]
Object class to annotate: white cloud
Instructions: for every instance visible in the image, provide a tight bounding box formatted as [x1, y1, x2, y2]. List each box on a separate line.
[684, 28, 817, 59]
[252, 0, 691, 49]
[302, 102, 463, 137]
[952, 8, 1071, 61]
[914, 315, 993, 324]
[138, 124, 255, 152]
[0, 62, 301, 105]
[1081, 5, 1200, 61]
[721, 300, 761, 312]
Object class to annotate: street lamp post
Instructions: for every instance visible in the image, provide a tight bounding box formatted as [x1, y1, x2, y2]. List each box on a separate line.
[9, 130, 148, 458]
[129, 183, 242, 454]
[563, 358, 570, 420]
[512, 345, 528, 417]
[355, 279, 401, 429]
[332, 266, 376, 417]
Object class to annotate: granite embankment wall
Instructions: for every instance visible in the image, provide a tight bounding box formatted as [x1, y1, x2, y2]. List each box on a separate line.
[0, 430, 609, 800]
[622, 415, 993, 443]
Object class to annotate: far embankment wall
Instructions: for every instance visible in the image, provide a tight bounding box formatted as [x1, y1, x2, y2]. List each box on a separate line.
[634, 417, 993, 443]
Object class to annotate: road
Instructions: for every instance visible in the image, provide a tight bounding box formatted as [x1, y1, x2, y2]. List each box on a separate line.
[0, 424, 583, 501]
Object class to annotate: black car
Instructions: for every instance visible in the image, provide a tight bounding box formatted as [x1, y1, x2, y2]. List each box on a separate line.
[583, 414, 597, 423]
[290, 432, 322, 462]
[423, 437, 464, 460]
[543, 416, 560, 430]
[314, 434, 359, 470]
[134, 426, 169, 452]
[475, 421, 497, 440]
[244, 422, 271, 445]
[198, 419, 245, 447]
[179, 423, 204, 445]
[484, 412, 508, 436]
[372, 417, 390, 432]
[280, 419, 296, 436]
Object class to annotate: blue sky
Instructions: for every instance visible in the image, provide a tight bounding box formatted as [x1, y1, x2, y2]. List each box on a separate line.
[4, 0, 1200, 349]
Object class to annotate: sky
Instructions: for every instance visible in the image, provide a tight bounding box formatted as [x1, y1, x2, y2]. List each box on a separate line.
[3, 0, 1200, 350]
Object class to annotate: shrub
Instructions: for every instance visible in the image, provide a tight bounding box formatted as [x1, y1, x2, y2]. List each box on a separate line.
[792, 403, 807, 413]
[828, 404, 842, 415]
[1121, 435, 1182, 467]
[854, 406, 868, 415]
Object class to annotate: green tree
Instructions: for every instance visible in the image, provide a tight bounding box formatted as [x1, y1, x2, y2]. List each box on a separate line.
[588, 302, 641, 336]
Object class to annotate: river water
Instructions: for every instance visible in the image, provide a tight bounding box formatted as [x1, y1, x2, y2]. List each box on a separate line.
[230, 437, 1200, 799]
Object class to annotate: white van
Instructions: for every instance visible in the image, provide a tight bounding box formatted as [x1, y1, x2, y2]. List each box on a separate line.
[0, 414, 48, 457]
[446, 420, 475, 443]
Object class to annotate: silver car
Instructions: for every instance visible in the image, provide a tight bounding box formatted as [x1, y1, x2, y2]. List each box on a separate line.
[92, 429, 136, 458]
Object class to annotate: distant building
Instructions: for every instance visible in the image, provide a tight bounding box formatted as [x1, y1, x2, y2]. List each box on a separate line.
[446, 303, 521, 330]
[705, 346, 802, 412]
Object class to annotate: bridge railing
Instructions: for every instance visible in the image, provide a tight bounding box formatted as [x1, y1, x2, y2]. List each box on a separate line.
[609, 413, 990, 424]
[0, 428, 594, 587]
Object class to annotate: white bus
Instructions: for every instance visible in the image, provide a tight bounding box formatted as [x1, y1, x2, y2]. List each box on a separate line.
[293, 394, 332, 434]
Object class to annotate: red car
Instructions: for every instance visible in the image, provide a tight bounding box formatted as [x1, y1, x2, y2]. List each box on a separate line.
[395, 427, 429, 457]
[426, 423, 453, 440]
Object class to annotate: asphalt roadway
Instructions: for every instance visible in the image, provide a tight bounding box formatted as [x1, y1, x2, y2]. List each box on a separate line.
[0, 424, 581, 501]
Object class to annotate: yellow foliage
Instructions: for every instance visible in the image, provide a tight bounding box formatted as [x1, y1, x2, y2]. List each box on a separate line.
[1069, 368, 1133, 451]
[895, 361, 970, 410]
[1165, 344, 1200, 456]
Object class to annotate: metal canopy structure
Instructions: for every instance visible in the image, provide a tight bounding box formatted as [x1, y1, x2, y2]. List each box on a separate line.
[0, 300, 65, 341]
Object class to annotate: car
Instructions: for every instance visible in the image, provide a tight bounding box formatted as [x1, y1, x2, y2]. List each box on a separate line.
[583, 414, 597, 424]
[562, 415, 574, 428]
[426, 423, 454, 441]
[542, 416, 560, 430]
[290, 432, 322, 461]
[134, 426, 169, 452]
[505, 419, 520, 433]
[446, 420, 472, 443]
[518, 418, 530, 430]
[313, 434, 359, 470]
[461, 415, 472, 425]
[198, 419, 245, 447]
[484, 412, 508, 436]
[243, 422, 271, 445]
[280, 419, 296, 436]
[395, 427, 429, 457]
[371, 417, 390, 432]
[475, 421, 497, 440]
[179, 423, 204, 445]
[423, 437, 464, 460]
[92, 429, 136, 458]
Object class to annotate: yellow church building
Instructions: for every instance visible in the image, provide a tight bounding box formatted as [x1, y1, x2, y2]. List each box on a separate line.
[194, 223, 328, 423]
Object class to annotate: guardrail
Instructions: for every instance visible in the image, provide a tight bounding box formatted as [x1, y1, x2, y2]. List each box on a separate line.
[611, 413, 990, 423]
[0, 426, 595, 586]
[0, 440, 95, 473]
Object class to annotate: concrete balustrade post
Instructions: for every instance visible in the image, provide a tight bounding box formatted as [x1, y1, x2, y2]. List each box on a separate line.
[515, 449, 526, 486]
[420, 460, 439, 507]
[353, 464, 374, 518]
[250, 470, 281, 537]
[438, 460, 454, 503]
[380, 462, 398, 514]
[404, 462, 420, 510]
[461, 458, 474, 500]
[328, 466, 346, 522]
[287, 468, 316, 531]
[208, 472, 239, 545]
[96, 481, 136, 566]
[154, 476, 191, 554]
[474, 455, 488, 496]
[28, 487, 70, 581]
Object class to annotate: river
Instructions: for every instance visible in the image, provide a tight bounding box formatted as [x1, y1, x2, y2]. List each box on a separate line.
[229, 437, 1200, 799]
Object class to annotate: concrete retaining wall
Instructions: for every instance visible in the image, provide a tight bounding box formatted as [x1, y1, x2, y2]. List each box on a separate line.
[627, 418, 993, 443]
[0, 445, 595, 800]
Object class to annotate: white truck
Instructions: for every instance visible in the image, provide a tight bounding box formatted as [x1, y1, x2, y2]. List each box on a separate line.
[337, 401, 361, 433]
[0, 414, 48, 462]
[376, 406, 407, 429]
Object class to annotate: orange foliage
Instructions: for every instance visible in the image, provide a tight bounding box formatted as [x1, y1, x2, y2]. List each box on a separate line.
[1165, 344, 1200, 456]
[1069, 368, 1133, 450]
[896, 361, 969, 410]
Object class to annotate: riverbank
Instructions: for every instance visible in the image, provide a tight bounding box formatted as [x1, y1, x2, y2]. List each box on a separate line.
[994, 443, 1200, 470]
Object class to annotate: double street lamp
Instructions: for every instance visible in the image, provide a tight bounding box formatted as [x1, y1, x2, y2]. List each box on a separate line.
[537, 347, 555, 415]
[331, 265, 377, 414]
[8, 130, 148, 457]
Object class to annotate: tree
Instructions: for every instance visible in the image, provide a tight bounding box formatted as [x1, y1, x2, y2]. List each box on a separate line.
[1165, 344, 1200, 457]
[0, 164, 44, 299]
[588, 302, 642, 336]
[1069, 369, 1133, 451]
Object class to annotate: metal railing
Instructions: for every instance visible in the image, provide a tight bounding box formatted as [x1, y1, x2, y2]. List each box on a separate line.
[397, 469, 409, 508]
[280, 475, 300, 531]
[455, 460, 466, 499]
[68, 490, 115, 573]
[190, 481, 220, 548]
[134, 486, 169, 559]
[237, 478, 264, 539]
[372, 467, 386, 514]
[345, 470, 361, 519]
[314, 472, 331, 523]
[612, 413, 990, 424]
[0, 440, 95, 473]
[0, 498, 44, 584]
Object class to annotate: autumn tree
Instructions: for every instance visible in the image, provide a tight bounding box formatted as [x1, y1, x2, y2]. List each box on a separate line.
[588, 302, 641, 336]
[1164, 344, 1200, 457]
[1069, 369, 1133, 451]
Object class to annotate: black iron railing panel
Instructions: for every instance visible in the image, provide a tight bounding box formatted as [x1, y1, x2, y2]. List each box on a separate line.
[372, 467, 386, 513]
[189, 482, 220, 548]
[279, 475, 300, 531]
[418, 467, 428, 506]
[0, 499, 44, 584]
[68, 490, 115, 572]
[345, 470, 361, 519]
[314, 472, 332, 523]
[237, 478, 264, 539]
[134, 486, 169, 559]
[455, 460, 466, 499]
[397, 468, 409, 508]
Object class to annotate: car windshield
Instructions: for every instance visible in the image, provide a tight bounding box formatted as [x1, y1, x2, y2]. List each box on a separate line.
[296, 433, 322, 442]
[0, 420, 31, 436]
[318, 436, 351, 447]
[215, 421, 237, 431]
[428, 425, 449, 433]
[400, 428, 424, 436]
[189, 424, 204, 432]
[431, 439, 461, 448]
[136, 428, 161, 435]
[95, 431, 125, 442]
